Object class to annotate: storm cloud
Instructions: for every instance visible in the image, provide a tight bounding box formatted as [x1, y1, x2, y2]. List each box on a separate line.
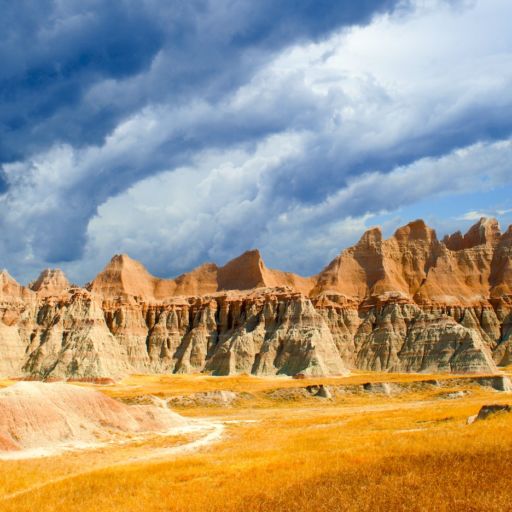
[1, 0, 512, 283]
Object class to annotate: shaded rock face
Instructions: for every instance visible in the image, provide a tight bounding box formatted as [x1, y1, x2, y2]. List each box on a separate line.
[355, 306, 497, 374]
[20, 291, 133, 379]
[471, 404, 512, 423]
[0, 217, 511, 379]
[117, 290, 347, 377]
[2, 288, 348, 379]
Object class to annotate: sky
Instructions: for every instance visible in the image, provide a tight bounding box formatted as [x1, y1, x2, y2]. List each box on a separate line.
[1, 0, 512, 284]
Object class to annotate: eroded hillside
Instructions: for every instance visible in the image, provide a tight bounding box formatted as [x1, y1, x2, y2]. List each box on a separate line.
[0, 218, 511, 379]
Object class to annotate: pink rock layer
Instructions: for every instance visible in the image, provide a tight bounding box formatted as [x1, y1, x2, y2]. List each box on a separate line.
[0, 381, 187, 453]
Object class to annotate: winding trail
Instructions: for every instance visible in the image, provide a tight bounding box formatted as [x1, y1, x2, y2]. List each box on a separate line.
[0, 420, 225, 503]
[121, 421, 225, 464]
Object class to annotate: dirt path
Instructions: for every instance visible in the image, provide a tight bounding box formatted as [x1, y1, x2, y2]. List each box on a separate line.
[0, 420, 225, 503]
[120, 421, 225, 464]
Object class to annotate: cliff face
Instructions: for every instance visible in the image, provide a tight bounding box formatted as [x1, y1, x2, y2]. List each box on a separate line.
[87, 250, 315, 301]
[0, 217, 511, 379]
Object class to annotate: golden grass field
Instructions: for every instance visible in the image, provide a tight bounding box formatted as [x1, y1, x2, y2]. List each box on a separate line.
[1, 370, 511, 512]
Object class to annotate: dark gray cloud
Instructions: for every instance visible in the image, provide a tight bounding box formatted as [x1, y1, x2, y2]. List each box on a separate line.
[0, 0, 401, 162]
[0, 0, 404, 271]
[0, 1, 162, 160]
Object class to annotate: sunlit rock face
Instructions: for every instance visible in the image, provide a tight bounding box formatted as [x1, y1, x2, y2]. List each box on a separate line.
[1, 218, 511, 379]
[0, 381, 187, 453]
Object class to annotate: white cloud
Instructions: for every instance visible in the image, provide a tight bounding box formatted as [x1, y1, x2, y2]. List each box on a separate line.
[457, 207, 512, 222]
[66, 132, 308, 280]
[456, 211, 489, 221]
[72, 136, 512, 281]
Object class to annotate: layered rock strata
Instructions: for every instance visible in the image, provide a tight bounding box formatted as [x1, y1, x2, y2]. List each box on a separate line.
[0, 217, 511, 379]
[0, 381, 186, 454]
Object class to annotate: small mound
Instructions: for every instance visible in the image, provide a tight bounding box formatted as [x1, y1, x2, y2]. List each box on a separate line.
[467, 404, 511, 424]
[0, 381, 187, 456]
[476, 404, 511, 421]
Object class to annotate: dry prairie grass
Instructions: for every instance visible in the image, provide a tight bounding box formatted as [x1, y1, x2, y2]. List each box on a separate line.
[1, 373, 511, 511]
[92, 371, 482, 399]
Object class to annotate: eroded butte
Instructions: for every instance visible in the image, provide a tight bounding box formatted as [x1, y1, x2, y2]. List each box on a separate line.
[0, 217, 511, 380]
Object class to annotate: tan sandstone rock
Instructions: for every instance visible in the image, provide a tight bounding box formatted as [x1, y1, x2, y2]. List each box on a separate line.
[0, 217, 511, 379]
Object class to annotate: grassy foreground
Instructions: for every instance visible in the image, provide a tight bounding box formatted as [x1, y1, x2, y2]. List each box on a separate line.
[0, 372, 511, 511]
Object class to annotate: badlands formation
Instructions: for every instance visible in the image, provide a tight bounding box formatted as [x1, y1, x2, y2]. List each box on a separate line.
[0, 217, 511, 380]
[0, 381, 187, 456]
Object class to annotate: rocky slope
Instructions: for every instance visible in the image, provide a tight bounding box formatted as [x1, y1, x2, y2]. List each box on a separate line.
[0, 218, 511, 379]
[0, 381, 186, 455]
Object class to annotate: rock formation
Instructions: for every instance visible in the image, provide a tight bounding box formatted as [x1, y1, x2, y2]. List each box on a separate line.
[29, 269, 70, 297]
[0, 381, 186, 455]
[87, 250, 314, 300]
[0, 217, 511, 379]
